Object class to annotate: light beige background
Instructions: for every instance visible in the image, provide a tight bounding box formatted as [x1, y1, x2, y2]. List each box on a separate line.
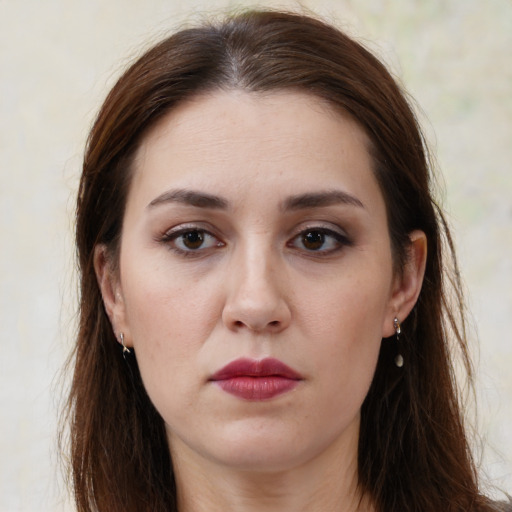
[1, 0, 510, 510]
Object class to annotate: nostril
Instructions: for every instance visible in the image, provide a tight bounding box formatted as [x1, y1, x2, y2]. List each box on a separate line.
[231, 319, 281, 330]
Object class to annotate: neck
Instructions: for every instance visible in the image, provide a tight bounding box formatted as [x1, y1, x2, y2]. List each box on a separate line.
[169, 422, 374, 512]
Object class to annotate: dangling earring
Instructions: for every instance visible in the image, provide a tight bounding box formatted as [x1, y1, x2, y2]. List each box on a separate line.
[119, 332, 131, 358]
[393, 317, 404, 368]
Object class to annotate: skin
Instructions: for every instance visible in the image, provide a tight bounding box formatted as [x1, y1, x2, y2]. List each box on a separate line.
[95, 90, 427, 512]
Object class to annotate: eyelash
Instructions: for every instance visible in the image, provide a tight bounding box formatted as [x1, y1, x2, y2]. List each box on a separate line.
[287, 227, 352, 255]
[159, 226, 224, 257]
[158, 225, 352, 257]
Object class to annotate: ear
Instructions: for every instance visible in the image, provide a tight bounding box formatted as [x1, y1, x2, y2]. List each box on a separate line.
[93, 244, 131, 348]
[382, 230, 427, 337]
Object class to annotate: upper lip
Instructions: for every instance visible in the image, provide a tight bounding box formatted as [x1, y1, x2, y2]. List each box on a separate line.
[209, 357, 303, 381]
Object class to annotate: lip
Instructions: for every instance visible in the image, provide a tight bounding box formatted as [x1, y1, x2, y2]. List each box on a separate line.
[209, 357, 303, 401]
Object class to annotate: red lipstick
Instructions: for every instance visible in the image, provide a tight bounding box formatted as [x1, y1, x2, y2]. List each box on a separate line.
[209, 358, 302, 400]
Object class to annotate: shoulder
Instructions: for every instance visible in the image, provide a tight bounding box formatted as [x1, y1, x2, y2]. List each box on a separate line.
[492, 499, 512, 512]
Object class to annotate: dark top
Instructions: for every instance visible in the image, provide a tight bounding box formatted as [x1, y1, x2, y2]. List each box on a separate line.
[494, 499, 512, 511]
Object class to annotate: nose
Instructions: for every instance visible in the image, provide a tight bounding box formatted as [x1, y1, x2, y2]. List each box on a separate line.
[222, 246, 292, 334]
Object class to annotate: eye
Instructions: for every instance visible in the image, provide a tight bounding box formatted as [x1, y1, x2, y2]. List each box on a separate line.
[289, 228, 349, 254]
[161, 228, 223, 254]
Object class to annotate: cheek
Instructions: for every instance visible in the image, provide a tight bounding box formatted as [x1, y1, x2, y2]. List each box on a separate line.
[123, 284, 214, 423]
[122, 255, 219, 341]
[119, 258, 223, 396]
[300, 269, 389, 398]
[302, 270, 390, 346]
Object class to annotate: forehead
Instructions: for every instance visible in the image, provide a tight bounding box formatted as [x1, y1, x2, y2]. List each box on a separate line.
[137, 89, 370, 156]
[129, 90, 380, 211]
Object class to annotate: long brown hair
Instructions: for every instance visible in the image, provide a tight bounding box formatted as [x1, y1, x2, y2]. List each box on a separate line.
[64, 10, 495, 512]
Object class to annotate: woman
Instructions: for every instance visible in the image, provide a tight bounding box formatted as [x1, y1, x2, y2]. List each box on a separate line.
[64, 9, 509, 512]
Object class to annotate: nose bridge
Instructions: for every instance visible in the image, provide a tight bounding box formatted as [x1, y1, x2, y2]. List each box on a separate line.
[223, 234, 290, 332]
[232, 235, 279, 306]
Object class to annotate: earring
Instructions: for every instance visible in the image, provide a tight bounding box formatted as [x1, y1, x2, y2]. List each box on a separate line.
[393, 317, 404, 368]
[119, 332, 131, 357]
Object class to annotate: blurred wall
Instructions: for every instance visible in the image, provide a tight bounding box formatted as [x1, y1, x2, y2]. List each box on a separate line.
[1, 0, 510, 510]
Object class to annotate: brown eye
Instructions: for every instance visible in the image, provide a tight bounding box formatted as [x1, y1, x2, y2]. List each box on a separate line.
[302, 231, 325, 251]
[289, 227, 350, 254]
[163, 228, 222, 254]
[181, 231, 205, 250]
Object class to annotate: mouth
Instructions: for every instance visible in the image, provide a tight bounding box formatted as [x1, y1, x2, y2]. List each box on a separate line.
[209, 357, 303, 401]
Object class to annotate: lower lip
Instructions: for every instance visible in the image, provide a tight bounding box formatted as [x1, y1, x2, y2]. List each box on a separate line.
[214, 376, 300, 400]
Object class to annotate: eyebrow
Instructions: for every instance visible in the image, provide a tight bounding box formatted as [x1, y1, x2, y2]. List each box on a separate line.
[147, 189, 228, 210]
[282, 190, 365, 211]
[147, 188, 364, 212]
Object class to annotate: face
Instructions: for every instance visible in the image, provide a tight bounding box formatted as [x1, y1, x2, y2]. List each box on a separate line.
[99, 91, 412, 473]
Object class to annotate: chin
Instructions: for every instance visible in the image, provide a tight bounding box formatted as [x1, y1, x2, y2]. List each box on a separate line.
[202, 420, 346, 474]
[214, 445, 308, 474]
